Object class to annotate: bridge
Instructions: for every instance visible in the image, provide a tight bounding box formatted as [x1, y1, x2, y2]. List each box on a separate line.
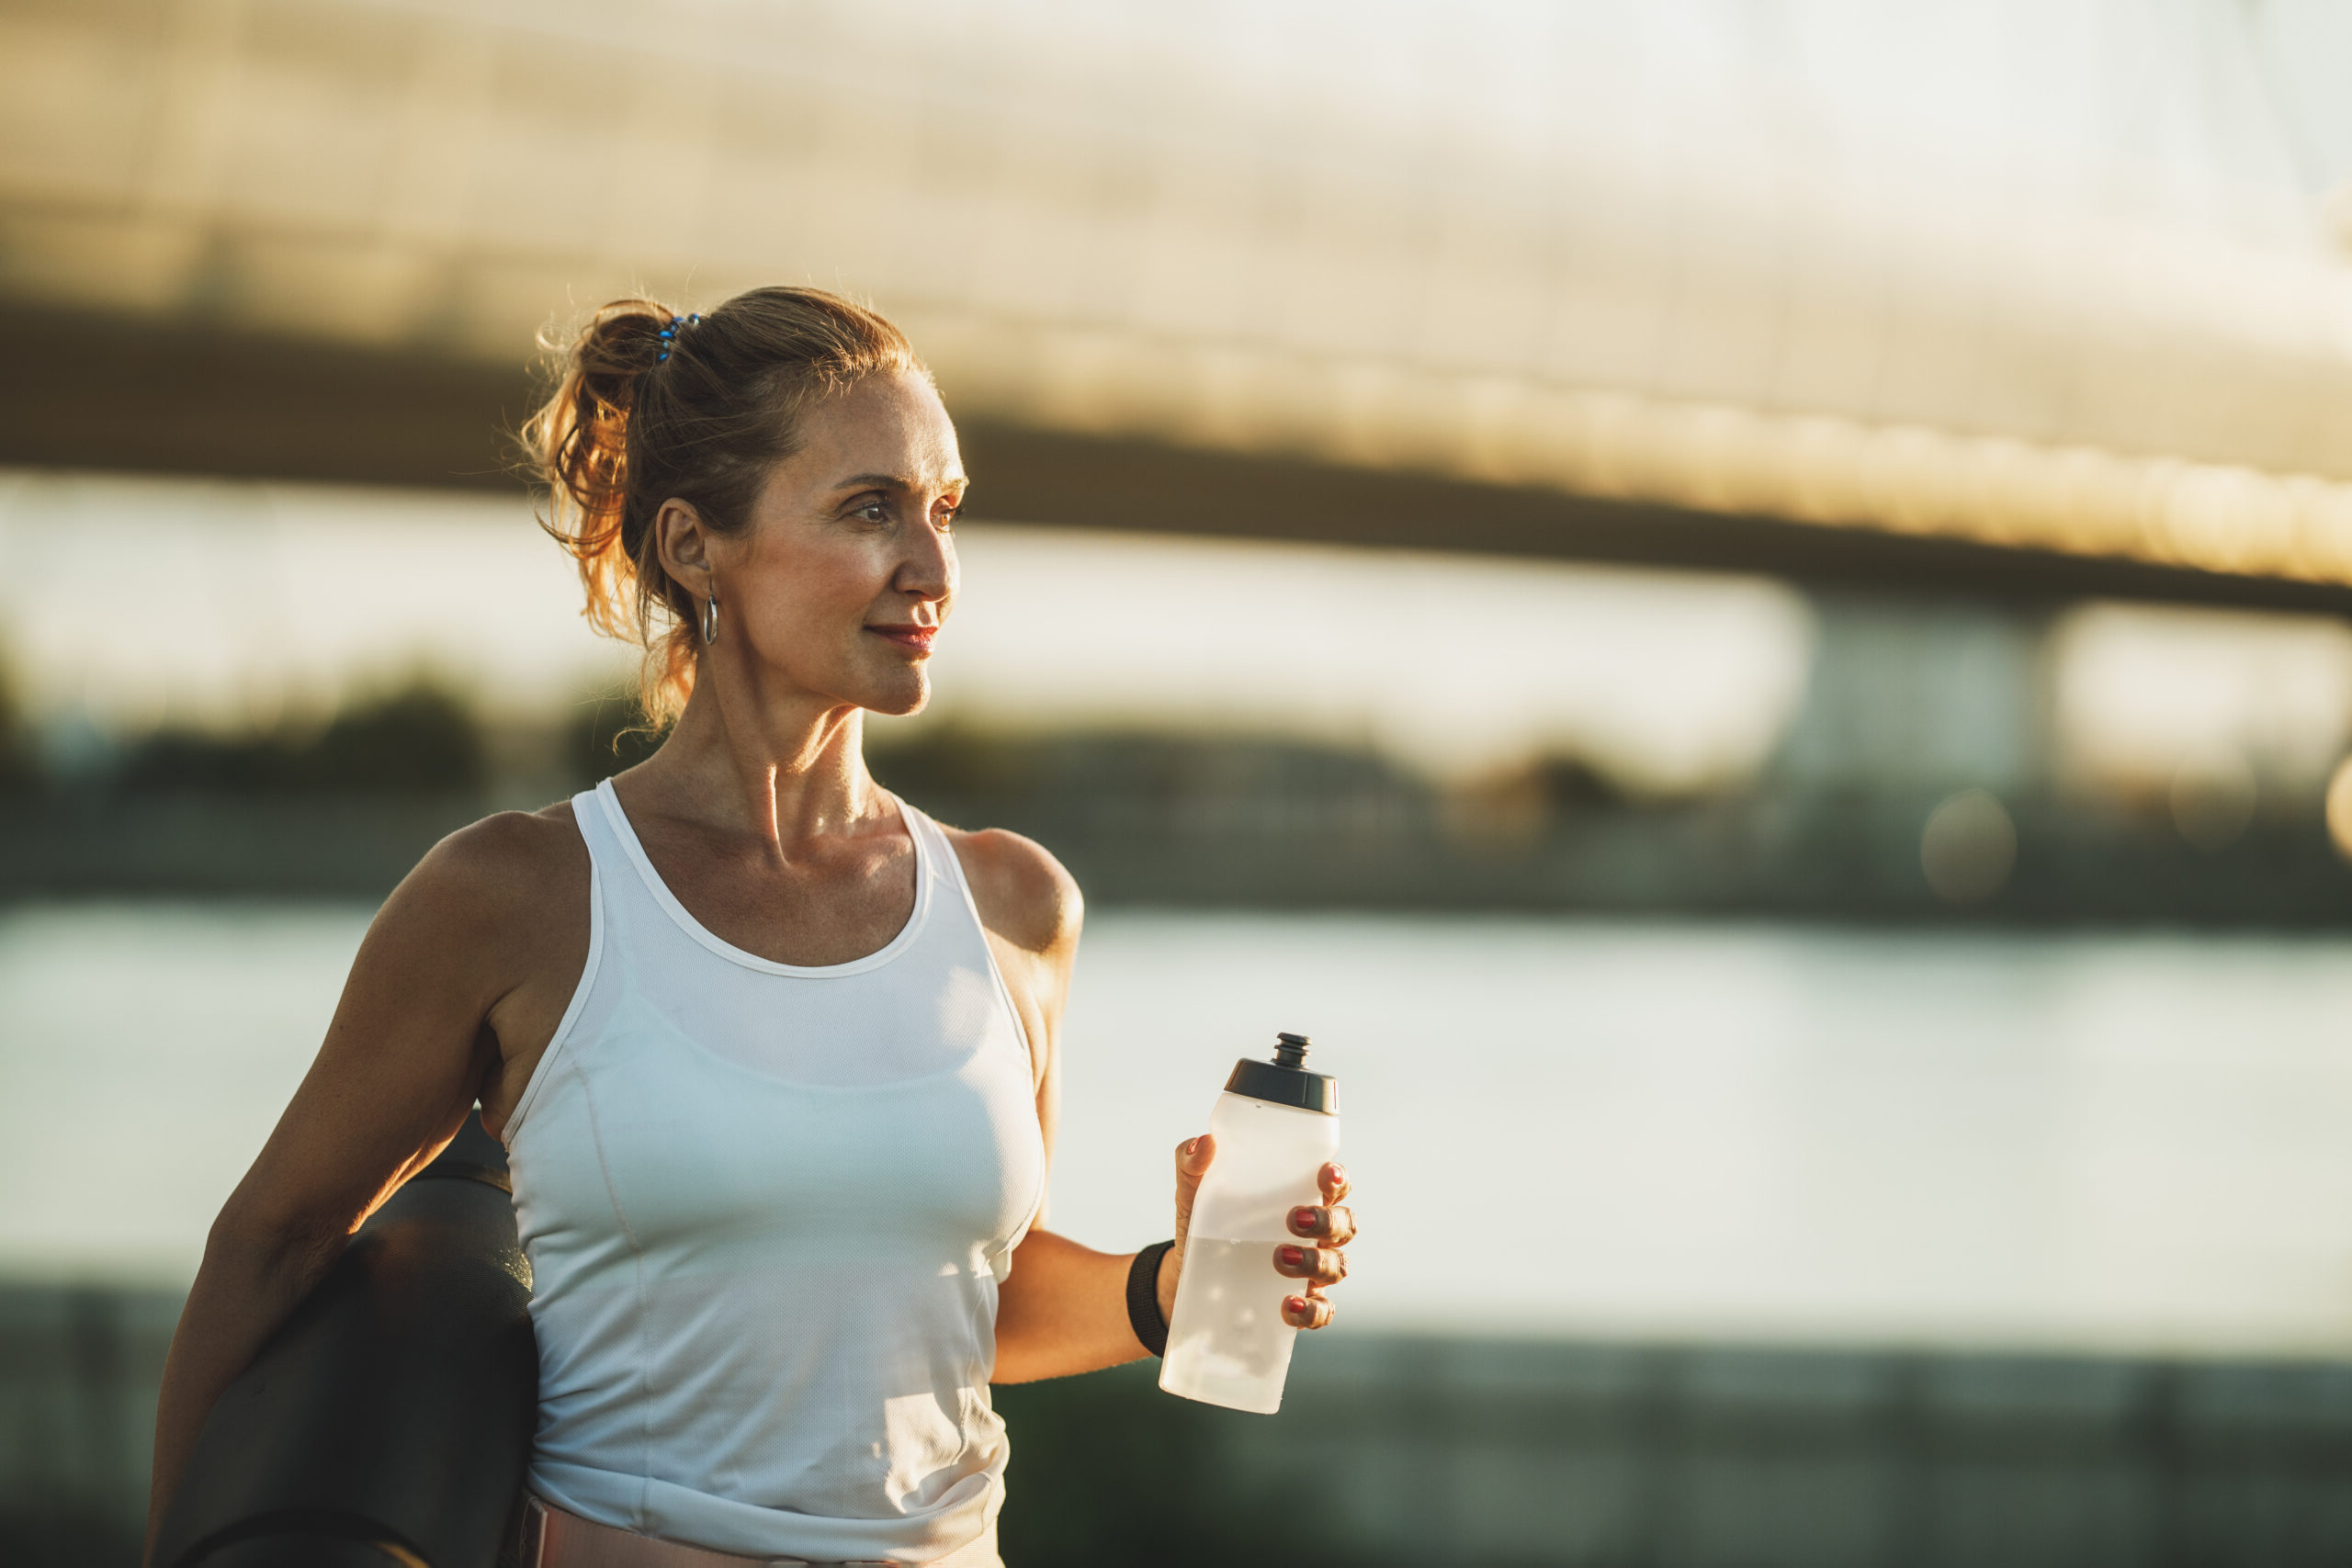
[8, 0, 2352, 614]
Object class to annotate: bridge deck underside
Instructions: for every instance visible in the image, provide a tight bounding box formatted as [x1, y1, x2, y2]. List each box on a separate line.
[8, 307, 2347, 616]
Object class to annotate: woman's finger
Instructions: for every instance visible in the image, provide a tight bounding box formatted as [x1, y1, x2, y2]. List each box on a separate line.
[1273, 1244, 1348, 1287]
[1170, 1134, 1215, 1244]
[1287, 1204, 1357, 1246]
[1283, 1292, 1336, 1330]
[1318, 1162, 1351, 1205]
[1174, 1134, 1216, 1184]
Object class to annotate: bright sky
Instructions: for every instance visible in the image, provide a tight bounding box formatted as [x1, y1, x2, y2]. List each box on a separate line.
[2, 468, 1819, 790]
[10, 466, 2352, 794]
[2050, 605, 2352, 794]
[824, 0, 2352, 225]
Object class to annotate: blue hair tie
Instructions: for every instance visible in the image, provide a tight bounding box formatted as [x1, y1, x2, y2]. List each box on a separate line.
[655, 312, 703, 363]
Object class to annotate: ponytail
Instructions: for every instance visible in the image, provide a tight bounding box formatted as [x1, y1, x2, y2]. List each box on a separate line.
[526, 288, 927, 726]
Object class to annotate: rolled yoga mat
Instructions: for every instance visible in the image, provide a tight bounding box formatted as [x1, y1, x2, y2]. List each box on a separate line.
[152, 1111, 538, 1568]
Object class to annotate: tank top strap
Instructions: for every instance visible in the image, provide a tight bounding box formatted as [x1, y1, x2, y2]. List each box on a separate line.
[570, 780, 672, 949]
[893, 797, 1045, 1280]
[569, 782, 628, 875]
[499, 788, 622, 1144]
[893, 800, 1005, 1007]
[894, 797, 960, 901]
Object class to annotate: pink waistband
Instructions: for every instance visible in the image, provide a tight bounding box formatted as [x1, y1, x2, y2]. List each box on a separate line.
[514, 1495, 1001, 1568]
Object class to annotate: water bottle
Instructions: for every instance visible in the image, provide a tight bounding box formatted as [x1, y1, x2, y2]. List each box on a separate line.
[1160, 1032, 1341, 1414]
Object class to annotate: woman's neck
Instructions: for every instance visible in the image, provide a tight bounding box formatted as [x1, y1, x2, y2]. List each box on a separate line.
[630, 677, 888, 858]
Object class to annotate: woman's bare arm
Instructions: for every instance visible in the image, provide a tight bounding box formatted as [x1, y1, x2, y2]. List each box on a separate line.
[991, 1141, 1354, 1383]
[989, 1134, 1210, 1384]
[144, 810, 583, 1562]
[989, 1231, 1154, 1382]
[955, 823, 1354, 1385]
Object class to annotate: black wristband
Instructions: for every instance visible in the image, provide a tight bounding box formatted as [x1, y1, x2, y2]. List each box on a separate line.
[1126, 1240, 1177, 1357]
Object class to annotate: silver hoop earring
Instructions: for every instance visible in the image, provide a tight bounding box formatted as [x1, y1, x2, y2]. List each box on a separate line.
[701, 593, 720, 647]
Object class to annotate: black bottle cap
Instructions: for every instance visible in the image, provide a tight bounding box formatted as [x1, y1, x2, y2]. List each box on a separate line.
[1224, 1032, 1339, 1114]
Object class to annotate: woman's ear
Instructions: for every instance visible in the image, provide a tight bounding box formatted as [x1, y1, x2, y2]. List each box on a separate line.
[653, 498, 715, 599]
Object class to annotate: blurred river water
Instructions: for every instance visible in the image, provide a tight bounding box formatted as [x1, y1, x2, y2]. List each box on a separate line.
[6, 902, 2352, 1359]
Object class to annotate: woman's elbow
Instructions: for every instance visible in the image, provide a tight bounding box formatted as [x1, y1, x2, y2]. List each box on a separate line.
[200, 1197, 346, 1292]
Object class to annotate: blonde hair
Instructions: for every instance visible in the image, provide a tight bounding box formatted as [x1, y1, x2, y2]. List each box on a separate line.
[526, 286, 926, 724]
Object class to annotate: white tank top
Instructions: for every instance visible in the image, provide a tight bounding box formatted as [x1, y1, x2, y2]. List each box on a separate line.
[502, 780, 1046, 1563]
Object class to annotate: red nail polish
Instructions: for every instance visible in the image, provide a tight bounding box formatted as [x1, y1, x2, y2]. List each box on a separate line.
[1286, 1296, 1307, 1314]
[1277, 1246, 1305, 1269]
[1292, 1206, 1319, 1233]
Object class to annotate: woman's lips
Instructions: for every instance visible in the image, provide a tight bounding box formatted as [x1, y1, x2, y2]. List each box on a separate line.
[868, 624, 938, 656]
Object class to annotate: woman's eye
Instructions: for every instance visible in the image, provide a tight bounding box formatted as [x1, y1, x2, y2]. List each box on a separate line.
[936, 504, 959, 531]
[854, 502, 888, 523]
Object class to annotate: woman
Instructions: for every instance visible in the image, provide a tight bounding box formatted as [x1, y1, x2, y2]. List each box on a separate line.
[144, 287, 1355, 1567]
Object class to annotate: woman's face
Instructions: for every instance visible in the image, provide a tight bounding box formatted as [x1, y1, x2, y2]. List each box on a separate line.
[684, 369, 965, 718]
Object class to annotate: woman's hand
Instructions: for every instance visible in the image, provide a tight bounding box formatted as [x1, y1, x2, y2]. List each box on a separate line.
[1275, 1161, 1354, 1329]
[1159, 1136, 1356, 1330]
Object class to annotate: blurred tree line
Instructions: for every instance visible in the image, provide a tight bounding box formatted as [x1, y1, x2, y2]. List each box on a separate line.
[118, 685, 488, 794]
[1, 664, 1521, 829]
[6, 655, 2345, 921]
[0, 662, 29, 793]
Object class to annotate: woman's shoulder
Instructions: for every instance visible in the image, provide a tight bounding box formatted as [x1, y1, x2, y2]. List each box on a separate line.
[933, 820, 1083, 960]
[392, 799, 590, 931]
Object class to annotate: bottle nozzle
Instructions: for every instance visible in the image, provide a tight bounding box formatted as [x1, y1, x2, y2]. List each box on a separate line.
[1226, 1032, 1337, 1113]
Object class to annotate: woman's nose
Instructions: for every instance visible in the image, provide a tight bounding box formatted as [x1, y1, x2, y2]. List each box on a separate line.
[899, 520, 955, 601]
